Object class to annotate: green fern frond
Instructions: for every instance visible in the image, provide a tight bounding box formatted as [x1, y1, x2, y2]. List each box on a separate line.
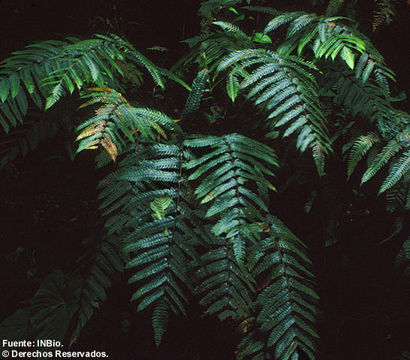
[218, 49, 331, 153]
[76, 89, 181, 161]
[186, 133, 277, 263]
[98, 142, 202, 347]
[262, 11, 395, 88]
[184, 133, 277, 322]
[264, 12, 306, 34]
[196, 244, 255, 322]
[212, 21, 249, 41]
[361, 139, 402, 184]
[322, 68, 400, 135]
[312, 142, 326, 176]
[71, 235, 123, 345]
[379, 150, 410, 193]
[174, 22, 253, 73]
[347, 132, 380, 178]
[0, 34, 164, 131]
[181, 69, 209, 119]
[385, 181, 409, 212]
[238, 215, 318, 360]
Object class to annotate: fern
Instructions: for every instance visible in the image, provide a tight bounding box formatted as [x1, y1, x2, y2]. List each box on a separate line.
[76, 89, 181, 161]
[322, 69, 392, 120]
[385, 180, 409, 212]
[70, 234, 123, 345]
[175, 23, 253, 73]
[237, 215, 318, 360]
[346, 132, 380, 178]
[195, 237, 256, 322]
[262, 10, 395, 91]
[98, 142, 202, 346]
[1, 3, 407, 357]
[372, 0, 397, 33]
[186, 133, 277, 263]
[218, 49, 331, 153]
[0, 34, 164, 131]
[361, 139, 402, 184]
[181, 68, 209, 119]
[379, 150, 410, 193]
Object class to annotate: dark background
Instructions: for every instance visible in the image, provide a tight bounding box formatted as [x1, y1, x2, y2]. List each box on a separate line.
[0, 1, 409, 359]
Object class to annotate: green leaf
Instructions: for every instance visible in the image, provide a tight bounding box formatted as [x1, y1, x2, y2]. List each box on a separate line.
[226, 73, 240, 102]
[252, 32, 272, 44]
[341, 47, 355, 70]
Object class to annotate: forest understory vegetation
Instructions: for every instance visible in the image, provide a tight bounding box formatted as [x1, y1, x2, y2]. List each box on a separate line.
[0, 0, 408, 359]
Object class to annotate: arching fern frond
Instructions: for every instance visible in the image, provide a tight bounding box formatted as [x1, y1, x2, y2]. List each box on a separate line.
[346, 132, 380, 179]
[379, 150, 410, 194]
[76, 89, 181, 161]
[181, 68, 209, 120]
[237, 215, 318, 360]
[195, 239, 256, 323]
[322, 69, 392, 120]
[98, 142, 202, 347]
[263, 11, 395, 92]
[0, 34, 164, 132]
[385, 180, 409, 212]
[185, 133, 278, 263]
[218, 49, 331, 153]
[361, 139, 402, 184]
[0, 114, 60, 168]
[184, 133, 277, 322]
[70, 234, 123, 346]
[175, 23, 253, 73]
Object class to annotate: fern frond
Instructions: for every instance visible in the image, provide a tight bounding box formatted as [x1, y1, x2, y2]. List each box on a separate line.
[186, 133, 277, 263]
[212, 21, 249, 41]
[262, 11, 395, 89]
[181, 69, 209, 119]
[372, 0, 397, 33]
[379, 150, 410, 193]
[237, 215, 318, 360]
[312, 141, 325, 176]
[347, 132, 380, 178]
[196, 243, 255, 322]
[70, 234, 122, 345]
[385, 181, 409, 212]
[98, 142, 202, 346]
[76, 89, 181, 160]
[174, 22, 254, 73]
[361, 139, 402, 184]
[0, 34, 164, 131]
[322, 68, 404, 140]
[218, 49, 331, 153]
[184, 133, 277, 322]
